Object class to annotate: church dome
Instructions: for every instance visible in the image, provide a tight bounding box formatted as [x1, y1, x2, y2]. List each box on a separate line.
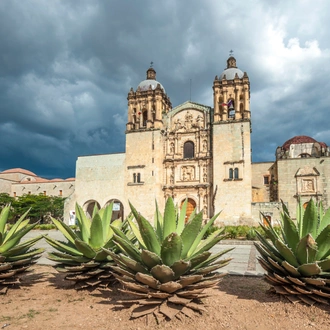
[137, 79, 166, 93]
[277, 135, 328, 159]
[219, 56, 244, 80]
[137, 66, 166, 93]
[282, 136, 318, 150]
[220, 68, 244, 80]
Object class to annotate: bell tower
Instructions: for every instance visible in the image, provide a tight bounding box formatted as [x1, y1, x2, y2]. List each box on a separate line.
[211, 56, 252, 223]
[126, 65, 171, 131]
[213, 56, 250, 122]
[124, 65, 171, 220]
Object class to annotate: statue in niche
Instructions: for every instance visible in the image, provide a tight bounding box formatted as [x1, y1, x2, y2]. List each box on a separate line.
[185, 111, 193, 130]
[203, 140, 207, 151]
[196, 114, 204, 128]
[203, 205, 207, 216]
[202, 164, 208, 182]
[169, 167, 174, 184]
[203, 171, 207, 182]
[203, 195, 208, 217]
[169, 142, 175, 154]
[174, 118, 184, 131]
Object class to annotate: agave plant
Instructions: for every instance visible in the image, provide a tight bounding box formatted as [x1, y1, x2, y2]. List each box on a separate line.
[0, 205, 44, 294]
[255, 199, 330, 305]
[106, 198, 233, 321]
[45, 202, 132, 290]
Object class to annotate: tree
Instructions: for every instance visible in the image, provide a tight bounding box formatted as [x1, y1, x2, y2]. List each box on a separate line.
[0, 193, 15, 209]
[12, 194, 65, 223]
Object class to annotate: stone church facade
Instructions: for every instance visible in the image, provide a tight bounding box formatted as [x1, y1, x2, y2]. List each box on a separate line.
[64, 57, 330, 225]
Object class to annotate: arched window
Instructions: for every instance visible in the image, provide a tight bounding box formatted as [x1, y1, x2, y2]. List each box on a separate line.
[184, 141, 194, 158]
[133, 173, 136, 183]
[137, 173, 141, 183]
[229, 168, 233, 179]
[299, 153, 311, 158]
[105, 199, 124, 221]
[234, 168, 239, 179]
[85, 200, 101, 219]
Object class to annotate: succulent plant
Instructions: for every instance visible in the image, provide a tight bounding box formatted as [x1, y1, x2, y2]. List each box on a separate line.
[106, 197, 233, 322]
[255, 199, 330, 305]
[0, 205, 44, 294]
[45, 202, 132, 290]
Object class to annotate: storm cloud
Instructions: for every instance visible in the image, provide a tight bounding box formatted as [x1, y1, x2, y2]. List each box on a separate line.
[1, 0, 329, 178]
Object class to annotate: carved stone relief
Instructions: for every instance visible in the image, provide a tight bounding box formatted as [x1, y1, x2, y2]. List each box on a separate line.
[172, 111, 204, 132]
[295, 166, 319, 195]
[181, 166, 195, 181]
[301, 179, 315, 193]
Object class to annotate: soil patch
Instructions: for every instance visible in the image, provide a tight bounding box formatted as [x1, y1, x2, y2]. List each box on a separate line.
[1, 265, 329, 330]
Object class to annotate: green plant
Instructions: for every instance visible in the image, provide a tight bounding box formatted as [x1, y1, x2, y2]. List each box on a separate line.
[44, 202, 132, 290]
[107, 198, 233, 321]
[246, 228, 257, 240]
[255, 199, 330, 305]
[236, 225, 250, 238]
[0, 205, 44, 294]
[225, 226, 239, 239]
[203, 223, 220, 239]
[34, 224, 57, 230]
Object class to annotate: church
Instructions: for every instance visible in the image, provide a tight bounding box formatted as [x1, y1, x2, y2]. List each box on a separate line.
[63, 57, 330, 225]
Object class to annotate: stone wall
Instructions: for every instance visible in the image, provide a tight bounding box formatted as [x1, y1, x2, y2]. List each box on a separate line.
[212, 120, 252, 223]
[12, 180, 74, 198]
[251, 162, 274, 202]
[251, 202, 282, 226]
[64, 153, 126, 223]
[277, 157, 330, 219]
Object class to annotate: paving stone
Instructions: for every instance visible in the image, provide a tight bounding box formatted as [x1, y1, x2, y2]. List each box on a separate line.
[25, 231, 265, 276]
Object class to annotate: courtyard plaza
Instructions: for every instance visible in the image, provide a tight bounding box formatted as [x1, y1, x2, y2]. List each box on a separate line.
[26, 230, 265, 276]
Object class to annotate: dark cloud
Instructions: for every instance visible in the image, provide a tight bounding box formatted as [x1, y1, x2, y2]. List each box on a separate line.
[0, 0, 329, 178]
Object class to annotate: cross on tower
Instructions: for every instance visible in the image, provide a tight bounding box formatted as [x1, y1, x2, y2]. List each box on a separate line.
[229, 50, 234, 57]
[150, 61, 153, 68]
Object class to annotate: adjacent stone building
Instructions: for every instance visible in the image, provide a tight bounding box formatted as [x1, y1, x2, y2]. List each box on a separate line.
[0, 168, 75, 198]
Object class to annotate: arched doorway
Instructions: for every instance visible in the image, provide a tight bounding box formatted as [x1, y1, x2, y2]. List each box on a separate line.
[105, 199, 124, 221]
[180, 198, 197, 223]
[84, 200, 101, 219]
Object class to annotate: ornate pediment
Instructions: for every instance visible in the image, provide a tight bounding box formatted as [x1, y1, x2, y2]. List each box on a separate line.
[295, 166, 319, 177]
[295, 166, 321, 196]
[170, 110, 205, 132]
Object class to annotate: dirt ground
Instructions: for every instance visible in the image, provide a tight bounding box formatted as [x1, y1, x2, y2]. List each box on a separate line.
[1, 265, 329, 330]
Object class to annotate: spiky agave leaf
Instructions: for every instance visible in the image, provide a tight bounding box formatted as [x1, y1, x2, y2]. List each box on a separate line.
[45, 202, 132, 290]
[255, 199, 330, 305]
[108, 197, 231, 321]
[0, 205, 43, 294]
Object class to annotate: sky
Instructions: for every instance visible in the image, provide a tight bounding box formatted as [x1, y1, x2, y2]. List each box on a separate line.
[1, 0, 330, 179]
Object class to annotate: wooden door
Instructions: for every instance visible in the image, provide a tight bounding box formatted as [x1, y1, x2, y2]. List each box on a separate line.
[181, 198, 196, 223]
